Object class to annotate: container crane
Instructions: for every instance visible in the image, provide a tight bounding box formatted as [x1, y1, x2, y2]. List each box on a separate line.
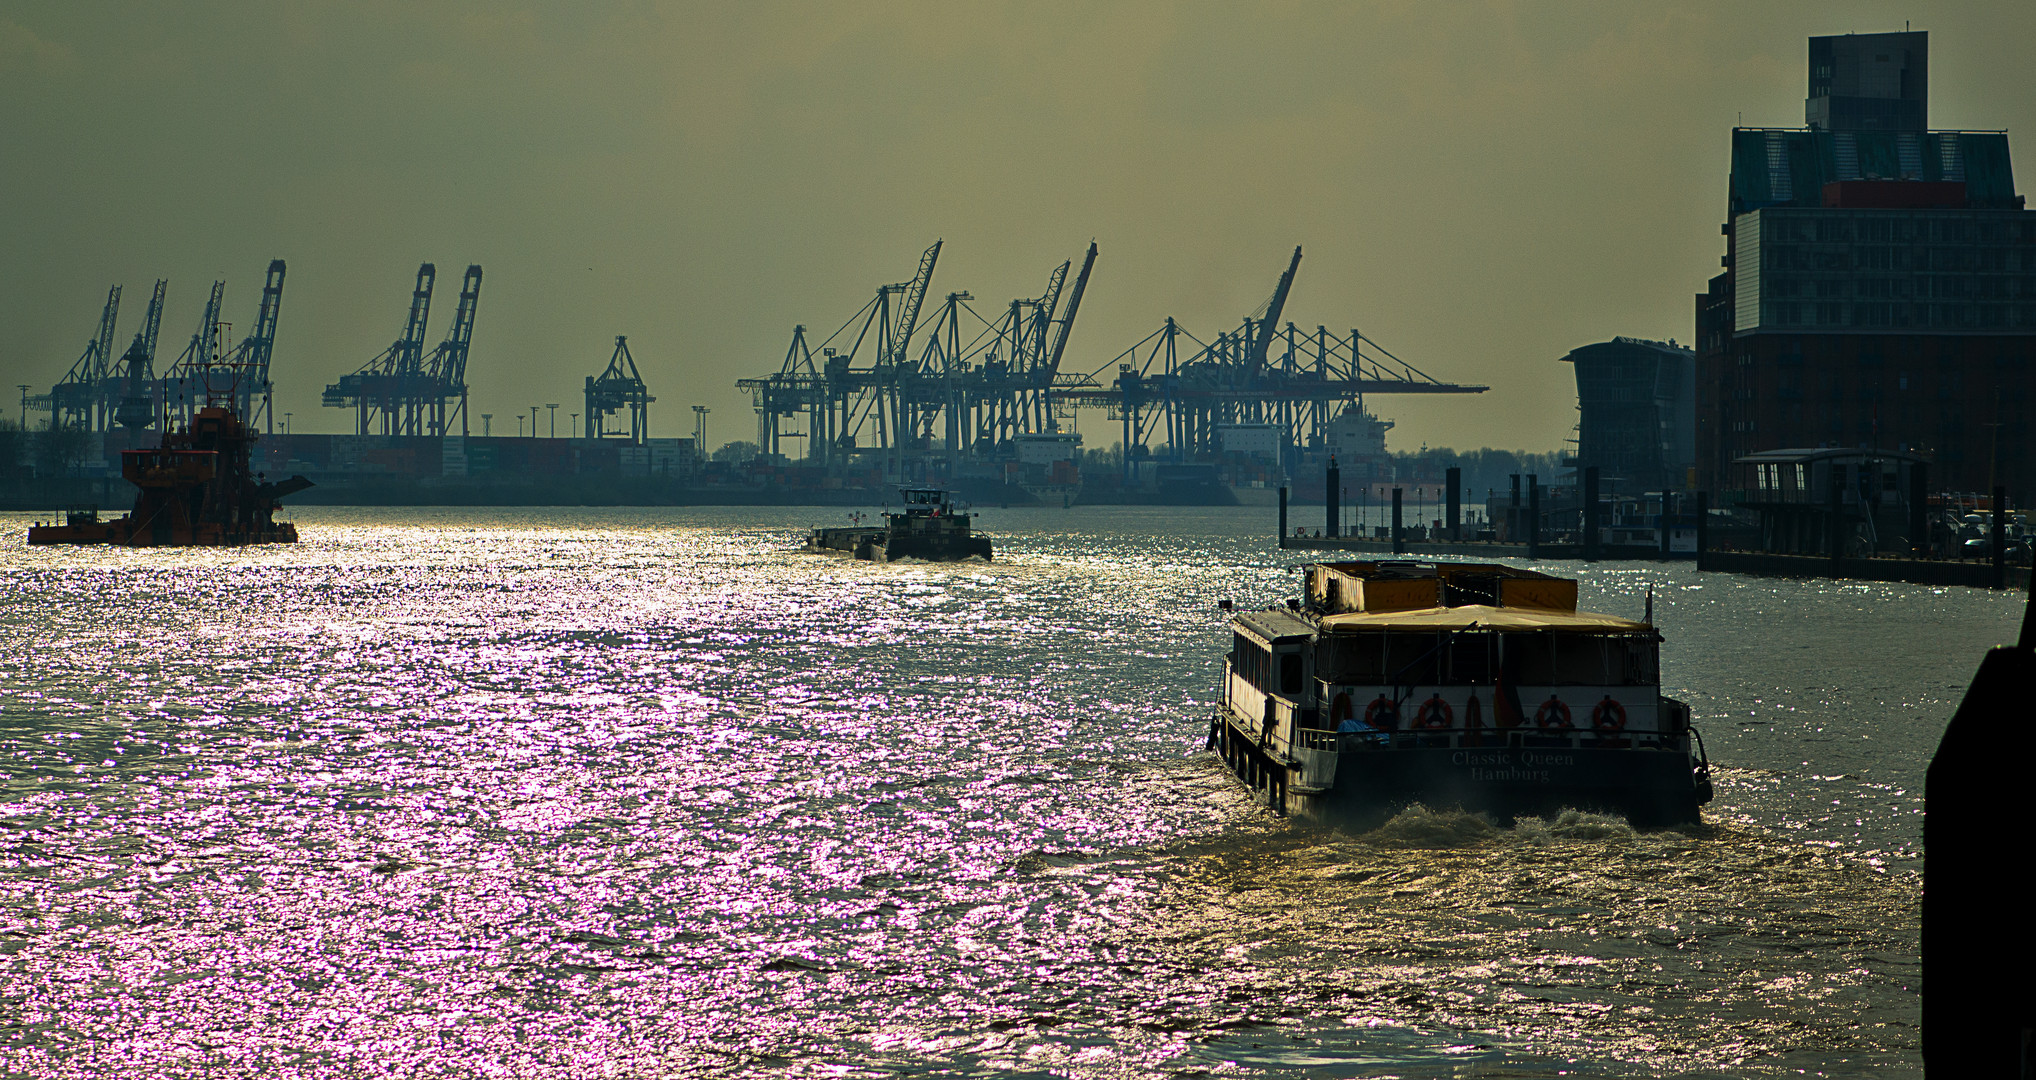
[324, 263, 436, 435]
[422, 265, 481, 437]
[585, 335, 653, 443]
[50, 285, 121, 430]
[216, 260, 286, 431]
[163, 280, 227, 424]
[113, 279, 168, 429]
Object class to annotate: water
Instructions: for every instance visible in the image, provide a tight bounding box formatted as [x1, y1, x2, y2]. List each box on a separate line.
[0, 505, 2020, 1078]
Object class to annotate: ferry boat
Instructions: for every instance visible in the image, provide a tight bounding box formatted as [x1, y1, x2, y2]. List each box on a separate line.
[804, 488, 993, 562]
[1212, 561, 1712, 825]
[26, 406, 311, 547]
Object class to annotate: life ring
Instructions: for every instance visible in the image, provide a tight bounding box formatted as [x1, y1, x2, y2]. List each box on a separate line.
[1591, 695, 1628, 732]
[1416, 694, 1453, 730]
[1535, 695, 1574, 730]
[1331, 692, 1354, 723]
[1364, 695, 1399, 729]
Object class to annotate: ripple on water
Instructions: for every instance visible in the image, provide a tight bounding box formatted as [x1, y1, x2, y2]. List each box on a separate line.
[0, 507, 1991, 1077]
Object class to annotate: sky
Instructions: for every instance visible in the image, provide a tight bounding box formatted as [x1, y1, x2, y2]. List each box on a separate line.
[4, 2, 2032, 452]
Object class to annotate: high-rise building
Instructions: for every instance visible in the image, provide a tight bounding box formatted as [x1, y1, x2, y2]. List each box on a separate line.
[1562, 337, 1695, 495]
[1695, 30, 2036, 497]
[1807, 31, 1928, 133]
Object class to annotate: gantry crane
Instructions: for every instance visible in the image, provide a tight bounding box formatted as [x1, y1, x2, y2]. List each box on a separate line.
[49, 285, 121, 430]
[1055, 247, 1484, 482]
[322, 262, 479, 436]
[740, 240, 1107, 480]
[111, 280, 168, 429]
[161, 261, 287, 430]
[424, 265, 481, 437]
[585, 335, 653, 442]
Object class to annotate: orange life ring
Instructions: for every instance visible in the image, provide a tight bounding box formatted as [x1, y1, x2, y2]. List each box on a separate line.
[1591, 695, 1628, 732]
[1416, 694, 1453, 730]
[1364, 695, 1399, 729]
[1535, 695, 1574, 730]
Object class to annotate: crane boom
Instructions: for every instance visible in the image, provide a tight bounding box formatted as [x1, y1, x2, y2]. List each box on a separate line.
[1245, 246, 1302, 377]
[80, 286, 122, 381]
[885, 240, 940, 369]
[1028, 260, 1069, 371]
[429, 265, 481, 386]
[121, 279, 168, 381]
[174, 281, 226, 371]
[1042, 241, 1098, 380]
[398, 263, 435, 375]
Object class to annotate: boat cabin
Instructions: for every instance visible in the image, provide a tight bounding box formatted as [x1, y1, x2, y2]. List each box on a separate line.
[895, 488, 957, 517]
[1227, 562, 1683, 764]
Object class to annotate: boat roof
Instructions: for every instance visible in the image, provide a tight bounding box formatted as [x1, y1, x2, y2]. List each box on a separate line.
[1306, 560, 1579, 615]
[1317, 604, 1652, 634]
[1234, 608, 1317, 646]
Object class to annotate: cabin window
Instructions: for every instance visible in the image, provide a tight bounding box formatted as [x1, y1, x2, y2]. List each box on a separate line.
[1279, 651, 1304, 695]
[1448, 633, 1494, 684]
[1320, 632, 1444, 686]
[1510, 633, 1657, 686]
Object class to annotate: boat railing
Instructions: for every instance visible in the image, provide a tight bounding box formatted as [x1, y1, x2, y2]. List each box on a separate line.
[1320, 728, 1693, 754]
[1294, 726, 1343, 753]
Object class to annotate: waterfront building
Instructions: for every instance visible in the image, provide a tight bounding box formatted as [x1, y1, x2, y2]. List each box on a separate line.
[1694, 30, 2036, 498]
[1562, 337, 1695, 496]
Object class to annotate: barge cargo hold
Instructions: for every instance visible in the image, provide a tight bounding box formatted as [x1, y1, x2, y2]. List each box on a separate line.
[804, 488, 993, 562]
[27, 406, 311, 547]
[1212, 561, 1712, 826]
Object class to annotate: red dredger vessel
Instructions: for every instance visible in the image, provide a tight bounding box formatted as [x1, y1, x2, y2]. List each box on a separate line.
[27, 406, 312, 546]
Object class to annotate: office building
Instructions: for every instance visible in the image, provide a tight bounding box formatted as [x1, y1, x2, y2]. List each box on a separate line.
[1695, 30, 2035, 496]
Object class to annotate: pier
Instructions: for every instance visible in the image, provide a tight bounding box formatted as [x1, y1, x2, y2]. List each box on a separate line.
[1277, 484, 2032, 590]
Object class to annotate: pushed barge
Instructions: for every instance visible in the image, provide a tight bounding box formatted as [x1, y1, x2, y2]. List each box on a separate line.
[804, 488, 993, 562]
[1213, 561, 1712, 826]
[27, 406, 311, 547]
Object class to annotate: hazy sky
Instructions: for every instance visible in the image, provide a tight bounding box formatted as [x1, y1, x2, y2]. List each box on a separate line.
[4, 2, 2032, 451]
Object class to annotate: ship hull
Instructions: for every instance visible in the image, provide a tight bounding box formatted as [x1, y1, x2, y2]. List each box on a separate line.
[1213, 707, 1707, 828]
[804, 526, 992, 562]
[27, 522, 298, 546]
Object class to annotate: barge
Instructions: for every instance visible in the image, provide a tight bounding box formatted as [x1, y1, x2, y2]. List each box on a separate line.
[27, 406, 311, 546]
[1212, 561, 1712, 826]
[804, 488, 993, 562]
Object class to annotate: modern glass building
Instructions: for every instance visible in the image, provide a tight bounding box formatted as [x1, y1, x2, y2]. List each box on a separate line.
[1562, 337, 1696, 494]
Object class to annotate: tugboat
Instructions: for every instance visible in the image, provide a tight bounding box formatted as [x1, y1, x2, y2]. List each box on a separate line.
[804, 488, 993, 562]
[1212, 561, 1712, 826]
[27, 406, 311, 546]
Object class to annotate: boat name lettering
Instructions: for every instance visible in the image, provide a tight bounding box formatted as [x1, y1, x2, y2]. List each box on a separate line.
[1519, 751, 1575, 767]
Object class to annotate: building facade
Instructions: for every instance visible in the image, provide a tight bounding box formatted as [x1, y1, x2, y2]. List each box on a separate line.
[1562, 337, 1695, 495]
[1695, 31, 2036, 498]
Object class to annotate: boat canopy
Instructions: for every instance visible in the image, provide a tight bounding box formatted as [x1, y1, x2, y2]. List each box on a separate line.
[1317, 603, 1652, 634]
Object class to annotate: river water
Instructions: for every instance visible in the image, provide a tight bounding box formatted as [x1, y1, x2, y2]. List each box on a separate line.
[0, 505, 2019, 1078]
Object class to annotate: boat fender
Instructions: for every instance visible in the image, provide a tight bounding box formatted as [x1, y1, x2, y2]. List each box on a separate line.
[1364, 694, 1399, 730]
[1464, 693, 1483, 728]
[1591, 695, 1627, 732]
[1416, 694, 1453, 730]
[1331, 691, 1354, 723]
[1535, 695, 1574, 730]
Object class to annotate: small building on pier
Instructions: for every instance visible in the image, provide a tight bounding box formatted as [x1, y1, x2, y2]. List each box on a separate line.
[1731, 447, 1928, 555]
